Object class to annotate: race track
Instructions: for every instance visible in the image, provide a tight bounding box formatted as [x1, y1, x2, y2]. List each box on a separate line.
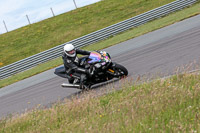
[0, 15, 200, 119]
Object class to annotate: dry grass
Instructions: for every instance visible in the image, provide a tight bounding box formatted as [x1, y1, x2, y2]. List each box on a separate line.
[1, 72, 200, 132]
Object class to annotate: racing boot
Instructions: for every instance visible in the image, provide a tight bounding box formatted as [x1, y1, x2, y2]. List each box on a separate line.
[79, 74, 90, 89]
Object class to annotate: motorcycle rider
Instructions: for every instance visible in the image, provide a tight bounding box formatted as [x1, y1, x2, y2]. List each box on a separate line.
[62, 43, 94, 86]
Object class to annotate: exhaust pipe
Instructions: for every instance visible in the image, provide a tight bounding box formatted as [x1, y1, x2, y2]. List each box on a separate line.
[61, 83, 80, 88]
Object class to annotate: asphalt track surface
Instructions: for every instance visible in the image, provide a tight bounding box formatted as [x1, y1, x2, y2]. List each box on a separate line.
[0, 15, 200, 119]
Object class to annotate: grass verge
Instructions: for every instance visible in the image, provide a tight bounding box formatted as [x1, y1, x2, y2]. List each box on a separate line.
[1, 72, 200, 132]
[0, 2, 200, 88]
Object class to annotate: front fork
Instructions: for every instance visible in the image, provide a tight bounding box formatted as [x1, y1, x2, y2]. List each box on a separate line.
[107, 62, 124, 78]
[106, 62, 117, 77]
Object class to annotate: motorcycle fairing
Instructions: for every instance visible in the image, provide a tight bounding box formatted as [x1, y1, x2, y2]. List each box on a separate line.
[88, 52, 102, 64]
[88, 51, 111, 64]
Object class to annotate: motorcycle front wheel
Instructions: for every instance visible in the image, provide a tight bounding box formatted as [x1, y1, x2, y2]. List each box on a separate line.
[112, 63, 128, 78]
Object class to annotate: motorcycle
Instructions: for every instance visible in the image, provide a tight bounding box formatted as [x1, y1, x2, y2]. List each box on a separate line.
[54, 51, 128, 89]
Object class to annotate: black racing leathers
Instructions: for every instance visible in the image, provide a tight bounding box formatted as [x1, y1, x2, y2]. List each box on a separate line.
[62, 49, 91, 76]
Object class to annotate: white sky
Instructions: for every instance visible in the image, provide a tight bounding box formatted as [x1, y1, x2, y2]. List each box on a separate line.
[0, 0, 100, 34]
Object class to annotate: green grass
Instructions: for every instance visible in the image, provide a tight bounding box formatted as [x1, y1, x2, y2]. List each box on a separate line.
[0, 2, 200, 88]
[0, 0, 176, 67]
[1, 72, 200, 132]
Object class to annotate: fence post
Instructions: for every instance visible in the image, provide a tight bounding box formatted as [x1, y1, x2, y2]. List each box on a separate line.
[50, 7, 55, 17]
[26, 15, 31, 25]
[73, 0, 78, 9]
[3, 20, 8, 33]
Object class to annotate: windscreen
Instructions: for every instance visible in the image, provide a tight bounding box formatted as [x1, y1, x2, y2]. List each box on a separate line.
[88, 52, 102, 64]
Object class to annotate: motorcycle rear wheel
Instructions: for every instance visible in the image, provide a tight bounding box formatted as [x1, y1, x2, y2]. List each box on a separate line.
[68, 78, 74, 84]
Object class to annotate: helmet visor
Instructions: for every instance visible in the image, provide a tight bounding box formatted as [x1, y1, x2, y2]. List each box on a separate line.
[66, 49, 75, 55]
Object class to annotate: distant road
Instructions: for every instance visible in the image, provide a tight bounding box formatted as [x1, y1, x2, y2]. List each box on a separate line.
[0, 15, 200, 119]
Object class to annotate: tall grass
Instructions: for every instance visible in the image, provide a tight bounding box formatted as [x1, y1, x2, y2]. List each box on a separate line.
[0, 0, 175, 67]
[1, 72, 200, 132]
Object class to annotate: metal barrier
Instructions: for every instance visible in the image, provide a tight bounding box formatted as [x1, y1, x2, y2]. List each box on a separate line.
[0, 0, 197, 79]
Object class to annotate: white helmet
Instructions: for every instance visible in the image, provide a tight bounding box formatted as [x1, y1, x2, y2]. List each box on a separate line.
[64, 44, 76, 57]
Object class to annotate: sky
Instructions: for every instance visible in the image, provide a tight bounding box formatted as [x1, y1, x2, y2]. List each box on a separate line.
[0, 0, 100, 34]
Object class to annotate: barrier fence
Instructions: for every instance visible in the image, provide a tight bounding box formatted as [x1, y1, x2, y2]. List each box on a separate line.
[0, 0, 197, 79]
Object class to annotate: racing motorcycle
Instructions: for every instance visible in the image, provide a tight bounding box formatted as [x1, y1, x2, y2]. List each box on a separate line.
[54, 51, 128, 89]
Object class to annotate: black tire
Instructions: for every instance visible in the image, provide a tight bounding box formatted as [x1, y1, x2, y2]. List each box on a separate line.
[113, 63, 128, 77]
[79, 83, 91, 90]
[68, 78, 74, 84]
